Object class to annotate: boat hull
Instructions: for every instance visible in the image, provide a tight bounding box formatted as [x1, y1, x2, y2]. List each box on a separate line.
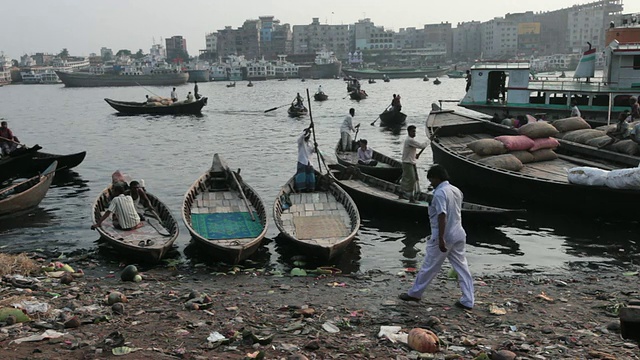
[56, 71, 188, 87]
[105, 98, 207, 115]
[0, 161, 56, 217]
[288, 106, 308, 117]
[343, 67, 448, 79]
[298, 62, 342, 79]
[335, 141, 403, 182]
[379, 110, 407, 126]
[186, 69, 210, 82]
[314, 93, 328, 101]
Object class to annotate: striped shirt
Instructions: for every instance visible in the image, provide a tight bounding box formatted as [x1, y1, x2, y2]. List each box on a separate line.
[108, 194, 140, 230]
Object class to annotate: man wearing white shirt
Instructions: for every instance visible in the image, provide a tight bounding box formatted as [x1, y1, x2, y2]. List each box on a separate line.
[357, 139, 377, 166]
[400, 125, 428, 203]
[170, 88, 178, 102]
[340, 108, 358, 151]
[295, 124, 316, 192]
[398, 165, 474, 311]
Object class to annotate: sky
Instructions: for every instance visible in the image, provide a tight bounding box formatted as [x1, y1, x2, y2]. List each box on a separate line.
[2, 0, 639, 59]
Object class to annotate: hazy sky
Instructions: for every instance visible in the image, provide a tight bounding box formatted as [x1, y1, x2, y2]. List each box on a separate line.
[2, 0, 639, 59]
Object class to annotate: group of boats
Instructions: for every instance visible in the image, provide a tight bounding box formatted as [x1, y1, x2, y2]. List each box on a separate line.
[0, 146, 87, 217]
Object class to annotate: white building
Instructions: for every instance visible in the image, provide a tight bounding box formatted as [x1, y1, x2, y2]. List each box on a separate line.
[481, 17, 518, 58]
[292, 18, 350, 56]
[352, 18, 394, 51]
[20, 54, 36, 67]
[205, 32, 217, 54]
[453, 21, 482, 60]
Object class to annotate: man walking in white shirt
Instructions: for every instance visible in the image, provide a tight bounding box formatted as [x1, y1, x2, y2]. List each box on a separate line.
[400, 125, 428, 203]
[340, 108, 358, 151]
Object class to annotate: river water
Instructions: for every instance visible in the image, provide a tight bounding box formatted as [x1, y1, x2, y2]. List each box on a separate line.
[0, 77, 637, 274]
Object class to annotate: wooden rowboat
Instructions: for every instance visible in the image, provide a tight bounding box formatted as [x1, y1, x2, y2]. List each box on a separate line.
[335, 140, 403, 182]
[349, 90, 368, 101]
[330, 164, 523, 224]
[105, 97, 208, 115]
[0, 161, 56, 217]
[91, 186, 179, 262]
[273, 172, 360, 260]
[314, 92, 328, 101]
[288, 105, 308, 117]
[1, 148, 85, 183]
[0, 145, 43, 183]
[182, 154, 268, 264]
[379, 109, 407, 127]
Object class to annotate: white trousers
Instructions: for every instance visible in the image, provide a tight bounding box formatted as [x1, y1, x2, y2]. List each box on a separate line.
[408, 236, 475, 308]
[340, 132, 352, 151]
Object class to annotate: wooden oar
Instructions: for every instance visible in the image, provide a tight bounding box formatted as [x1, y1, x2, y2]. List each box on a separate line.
[306, 88, 323, 175]
[342, 91, 354, 100]
[264, 103, 291, 113]
[230, 169, 256, 221]
[0, 136, 25, 147]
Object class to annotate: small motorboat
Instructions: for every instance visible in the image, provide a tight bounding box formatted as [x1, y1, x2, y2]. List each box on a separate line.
[433, 78, 441, 85]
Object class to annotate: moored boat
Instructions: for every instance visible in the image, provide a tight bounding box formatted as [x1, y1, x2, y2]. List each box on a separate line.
[182, 154, 268, 264]
[0, 161, 56, 217]
[105, 97, 208, 115]
[342, 66, 448, 79]
[273, 171, 360, 260]
[446, 70, 466, 78]
[288, 105, 308, 117]
[335, 140, 402, 182]
[379, 109, 407, 127]
[55, 70, 188, 87]
[426, 108, 640, 216]
[314, 92, 328, 101]
[9, 150, 87, 179]
[329, 164, 523, 224]
[91, 185, 179, 262]
[0, 145, 43, 183]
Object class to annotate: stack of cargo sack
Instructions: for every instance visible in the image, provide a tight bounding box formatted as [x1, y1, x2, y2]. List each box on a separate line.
[465, 121, 560, 171]
[568, 165, 640, 189]
[552, 116, 640, 156]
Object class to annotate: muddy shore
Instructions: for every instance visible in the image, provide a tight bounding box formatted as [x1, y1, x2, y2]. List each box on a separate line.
[0, 253, 639, 360]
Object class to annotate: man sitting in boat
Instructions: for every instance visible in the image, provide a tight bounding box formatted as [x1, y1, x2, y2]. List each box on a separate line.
[129, 180, 152, 220]
[0, 120, 19, 156]
[293, 93, 305, 108]
[570, 100, 581, 118]
[91, 184, 142, 231]
[630, 96, 640, 120]
[317, 85, 324, 94]
[295, 125, 316, 192]
[599, 111, 631, 149]
[186, 92, 194, 103]
[357, 139, 378, 166]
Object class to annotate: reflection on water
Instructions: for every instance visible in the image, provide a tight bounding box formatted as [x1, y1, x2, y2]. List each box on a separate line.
[0, 80, 637, 275]
[273, 235, 363, 275]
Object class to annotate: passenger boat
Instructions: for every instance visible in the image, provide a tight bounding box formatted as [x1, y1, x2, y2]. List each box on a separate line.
[335, 140, 402, 182]
[458, 21, 640, 125]
[91, 185, 179, 262]
[329, 163, 523, 224]
[0, 161, 56, 217]
[182, 154, 268, 264]
[314, 92, 328, 101]
[297, 50, 342, 79]
[426, 109, 640, 216]
[288, 105, 308, 117]
[349, 90, 368, 101]
[379, 109, 407, 127]
[273, 171, 360, 260]
[55, 69, 188, 87]
[105, 97, 208, 115]
[342, 66, 448, 79]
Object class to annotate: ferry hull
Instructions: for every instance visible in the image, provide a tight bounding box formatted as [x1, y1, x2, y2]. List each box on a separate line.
[298, 62, 342, 79]
[343, 67, 448, 79]
[186, 69, 210, 83]
[55, 71, 188, 87]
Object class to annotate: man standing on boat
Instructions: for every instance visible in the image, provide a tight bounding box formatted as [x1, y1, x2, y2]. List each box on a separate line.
[170, 88, 178, 102]
[340, 108, 358, 151]
[194, 82, 200, 99]
[400, 125, 427, 203]
[398, 165, 475, 311]
[465, 70, 471, 92]
[570, 100, 581, 117]
[295, 124, 317, 192]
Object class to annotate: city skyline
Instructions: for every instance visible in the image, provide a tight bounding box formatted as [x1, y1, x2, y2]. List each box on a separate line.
[2, 0, 639, 59]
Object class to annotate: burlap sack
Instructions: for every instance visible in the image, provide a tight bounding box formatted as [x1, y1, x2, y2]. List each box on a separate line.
[467, 139, 507, 156]
[585, 136, 612, 148]
[610, 140, 640, 155]
[518, 122, 559, 139]
[467, 153, 488, 161]
[530, 149, 558, 162]
[478, 154, 524, 171]
[529, 137, 560, 151]
[509, 150, 535, 164]
[562, 129, 606, 144]
[551, 117, 591, 132]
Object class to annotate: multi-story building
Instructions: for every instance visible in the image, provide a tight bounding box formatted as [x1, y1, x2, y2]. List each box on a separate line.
[352, 18, 394, 51]
[216, 26, 239, 57]
[205, 33, 217, 56]
[566, 0, 623, 52]
[453, 21, 482, 60]
[480, 17, 519, 59]
[237, 20, 261, 60]
[423, 22, 453, 58]
[259, 16, 292, 59]
[100, 47, 113, 60]
[165, 36, 188, 62]
[292, 18, 351, 57]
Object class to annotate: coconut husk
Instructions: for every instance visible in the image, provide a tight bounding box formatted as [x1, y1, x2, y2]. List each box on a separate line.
[0, 253, 41, 277]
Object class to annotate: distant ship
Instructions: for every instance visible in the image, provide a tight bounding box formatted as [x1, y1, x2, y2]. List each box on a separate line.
[342, 66, 448, 79]
[298, 50, 342, 79]
[55, 67, 188, 87]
